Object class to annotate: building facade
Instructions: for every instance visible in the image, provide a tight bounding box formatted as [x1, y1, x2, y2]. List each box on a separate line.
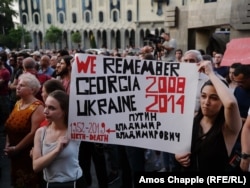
[19, 0, 250, 54]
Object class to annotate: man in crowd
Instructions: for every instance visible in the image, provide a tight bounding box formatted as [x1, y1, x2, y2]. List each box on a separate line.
[38, 55, 54, 76]
[160, 32, 177, 62]
[213, 52, 229, 78]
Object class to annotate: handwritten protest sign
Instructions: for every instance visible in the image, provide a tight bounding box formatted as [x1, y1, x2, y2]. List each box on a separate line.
[68, 54, 199, 154]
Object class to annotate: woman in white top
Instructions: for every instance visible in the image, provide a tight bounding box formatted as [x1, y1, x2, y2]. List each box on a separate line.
[32, 90, 86, 188]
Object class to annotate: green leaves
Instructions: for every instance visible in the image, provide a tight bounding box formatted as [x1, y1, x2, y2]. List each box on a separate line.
[71, 32, 81, 44]
[44, 25, 62, 49]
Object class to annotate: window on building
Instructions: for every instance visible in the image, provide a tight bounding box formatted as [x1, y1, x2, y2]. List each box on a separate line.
[72, 13, 77, 23]
[22, 15, 27, 25]
[34, 14, 39, 24]
[86, 12, 90, 23]
[113, 11, 118, 22]
[156, 2, 163, 16]
[47, 13, 52, 24]
[127, 10, 132, 22]
[59, 13, 64, 24]
[204, 0, 217, 3]
[99, 11, 104, 22]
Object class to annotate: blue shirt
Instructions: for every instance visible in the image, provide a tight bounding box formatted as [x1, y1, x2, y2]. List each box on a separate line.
[38, 67, 55, 76]
[214, 66, 229, 78]
[234, 86, 250, 119]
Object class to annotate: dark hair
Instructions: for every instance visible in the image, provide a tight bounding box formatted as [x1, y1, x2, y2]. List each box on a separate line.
[17, 52, 30, 58]
[175, 49, 183, 54]
[192, 79, 228, 153]
[215, 52, 223, 56]
[76, 49, 85, 53]
[143, 53, 155, 60]
[192, 106, 225, 154]
[198, 79, 228, 134]
[61, 55, 73, 66]
[49, 90, 69, 125]
[43, 79, 65, 94]
[225, 62, 241, 83]
[0, 51, 7, 62]
[198, 49, 205, 55]
[202, 54, 213, 62]
[230, 62, 241, 69]
[58, 49, 69, 56]
[9, 52, 17, 62]
[200, 79, 228, 92]
[114, 53, 121, 57]
[233, 64, 250, 79]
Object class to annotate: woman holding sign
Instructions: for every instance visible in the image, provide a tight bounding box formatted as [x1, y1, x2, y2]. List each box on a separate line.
[175, 60, 242, 171]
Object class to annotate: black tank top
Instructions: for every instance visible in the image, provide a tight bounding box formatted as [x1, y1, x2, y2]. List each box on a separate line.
[188, 121, 229, 171]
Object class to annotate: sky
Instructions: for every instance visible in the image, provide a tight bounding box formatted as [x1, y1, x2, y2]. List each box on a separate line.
[11, 1, 20, 24]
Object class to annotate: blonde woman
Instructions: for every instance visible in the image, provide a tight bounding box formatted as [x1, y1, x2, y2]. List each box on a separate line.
[4, 73, 44, 187]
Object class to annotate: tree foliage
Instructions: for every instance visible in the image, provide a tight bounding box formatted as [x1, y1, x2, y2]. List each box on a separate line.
[0, 0, 18, 48]
[8, 26, 22, 48]
[8, 26, 31, 49]
[44, 25, 62, 49]
[71, 32, 81, 45]
[0, 34, 12, 48]
[0, 0, 17, 34]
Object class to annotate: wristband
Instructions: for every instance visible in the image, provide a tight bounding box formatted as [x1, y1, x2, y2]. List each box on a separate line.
[241, 153, 250, 159]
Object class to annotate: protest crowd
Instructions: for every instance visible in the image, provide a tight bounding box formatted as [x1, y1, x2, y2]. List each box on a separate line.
[0, 31, 250, 188]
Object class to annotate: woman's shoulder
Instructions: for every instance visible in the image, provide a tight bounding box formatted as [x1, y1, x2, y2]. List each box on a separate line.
[29, 100, 44, 110]
[33, 100, 44, 106]
[36, 126, 46, 134]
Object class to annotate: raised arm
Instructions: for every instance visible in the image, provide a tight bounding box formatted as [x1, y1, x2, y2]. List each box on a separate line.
[198, 61, 242, 134]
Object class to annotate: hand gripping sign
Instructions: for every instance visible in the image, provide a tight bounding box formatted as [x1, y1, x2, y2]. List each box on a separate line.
[68, 54, 199, 154]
